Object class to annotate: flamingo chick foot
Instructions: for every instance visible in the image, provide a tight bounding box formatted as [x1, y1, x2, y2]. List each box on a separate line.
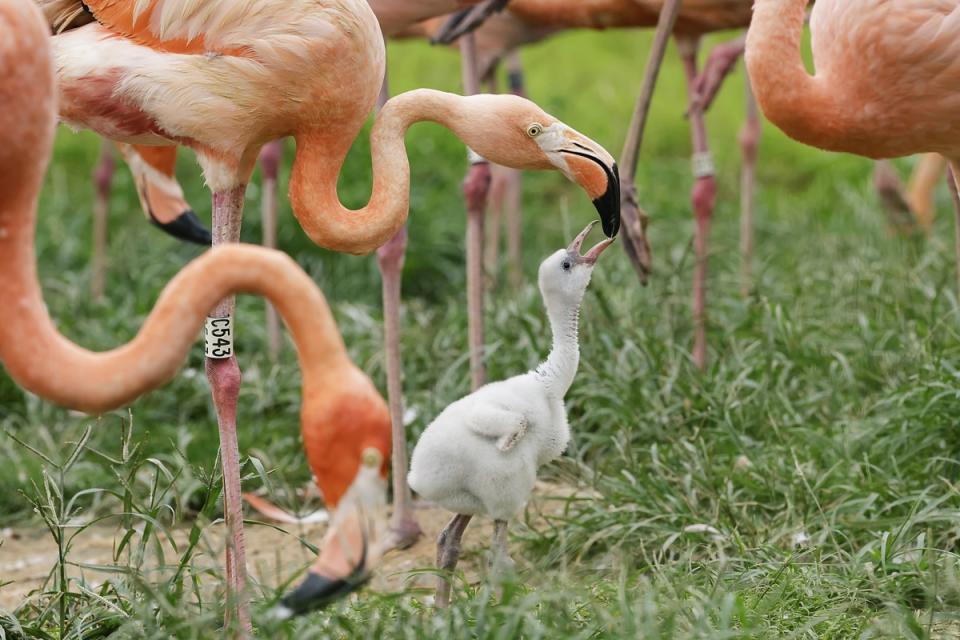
[436, 513, 473, 608]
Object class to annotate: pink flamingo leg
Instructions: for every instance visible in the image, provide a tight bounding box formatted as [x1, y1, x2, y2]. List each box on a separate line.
[483, 63, 523, 291]
[504, 52, 526, 290]
[91, 139, 114, 300]
[258, 141, 284, 360]
[206, 185, 252, 637]
[461, 32, 492, 391]
[678, 36, 718, 372]
[372, 67, 422, 550]
[949, 164, 960, 298]
[616, 0, 682, 285]
[376, 225, 422, 549]
[739, 78, 761, 297]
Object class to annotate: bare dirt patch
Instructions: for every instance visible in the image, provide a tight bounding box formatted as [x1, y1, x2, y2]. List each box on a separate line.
[0, 481, 587, 611]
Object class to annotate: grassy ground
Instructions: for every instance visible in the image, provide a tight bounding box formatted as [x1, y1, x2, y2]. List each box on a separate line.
[3, 27, 960, 639]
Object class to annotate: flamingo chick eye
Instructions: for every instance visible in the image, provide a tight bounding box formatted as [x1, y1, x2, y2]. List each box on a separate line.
[526, 123, 543, 137]
[562, 260, 571, 271]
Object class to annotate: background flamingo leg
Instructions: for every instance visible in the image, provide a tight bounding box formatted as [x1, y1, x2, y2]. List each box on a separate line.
[258, 141, 284, 361]
[739, 77, 761, 298]
[461, 33, 492, 391]
[91, 139, 114, 300]
[907, 153, 948, 231]
[616, 0, 682, 286]
[678, 36, 718, 372]
[376, 226, 422, 550]
[948, 164, 960, 298]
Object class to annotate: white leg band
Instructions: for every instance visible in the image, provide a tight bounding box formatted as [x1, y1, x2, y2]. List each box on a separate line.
[692, 151, 716, 179]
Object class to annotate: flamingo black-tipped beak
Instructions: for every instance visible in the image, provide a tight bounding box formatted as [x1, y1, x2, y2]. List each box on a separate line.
[557, 148, 621, 238]
[272, 566, 371, 619]
[593, 163, 621, 238]
[149, 209, 212, 245]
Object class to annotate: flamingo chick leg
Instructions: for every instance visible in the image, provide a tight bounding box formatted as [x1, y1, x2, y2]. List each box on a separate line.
[206, 185, 252, 637]
[436, 513, 473, 608]
[739, 79, 761, 298]
[678, 37, 718, 372]
[490, 519, 515, 599]
[259, 141, 284, 361]
[91, 139, 114, 300]
[376, 226, 422, 551]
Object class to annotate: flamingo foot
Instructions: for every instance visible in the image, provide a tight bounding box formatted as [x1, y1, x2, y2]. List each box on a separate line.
[619, 182, 652, 284]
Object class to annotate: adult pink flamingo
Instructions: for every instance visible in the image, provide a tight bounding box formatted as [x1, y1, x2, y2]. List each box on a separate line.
[1, 0, 393, 632]
[746, 0, 960, 288]
[38, 0, 620, 627]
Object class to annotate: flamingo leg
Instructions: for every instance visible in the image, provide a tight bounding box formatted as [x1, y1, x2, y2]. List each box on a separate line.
[739, 77, 761, 298]
[258, 141, 284, 361]
[435, 513, 472, 608]
[485, 164, 506, 290]
[483, 75, 504, 291]
[678, 36, 718, 372]
[948, 164, 960, 298]
[206, 185, 252, 637]
[907, 153, 948, 231]
[376, 226, 422, 550]
[873, 160, 917, 234]
[373, 65, 422, 551]
[461, 33, 491, 391]
[504, 52, 526, 290]
[91, 139, 114, 300]
[617, 0, 682, 285]
[490, 519, 514, 599]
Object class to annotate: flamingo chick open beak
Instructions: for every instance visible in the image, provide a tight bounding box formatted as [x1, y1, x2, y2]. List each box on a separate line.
[272, 448, 388, 619]
[568, 220, 616, 265]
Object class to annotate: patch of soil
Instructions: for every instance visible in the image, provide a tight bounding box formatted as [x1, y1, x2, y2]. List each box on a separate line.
[0, 481, 589, 611]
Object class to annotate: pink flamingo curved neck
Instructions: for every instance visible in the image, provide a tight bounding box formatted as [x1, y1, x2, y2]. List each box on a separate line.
[290, 88, 548, 254]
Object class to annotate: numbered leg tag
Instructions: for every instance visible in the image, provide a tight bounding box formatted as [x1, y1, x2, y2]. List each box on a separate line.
[205, 316, 234, 359]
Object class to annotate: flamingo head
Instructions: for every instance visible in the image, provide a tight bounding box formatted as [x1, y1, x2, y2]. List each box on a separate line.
[454, 93, 621, 238]
[275, 372, 391, 619]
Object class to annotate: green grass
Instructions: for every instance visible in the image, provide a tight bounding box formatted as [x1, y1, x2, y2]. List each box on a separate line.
[3, 27, 960, 639]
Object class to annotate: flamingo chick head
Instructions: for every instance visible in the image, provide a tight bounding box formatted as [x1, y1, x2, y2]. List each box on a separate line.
[538, 221, 615, 307]
[277, 372, 391, 618]
[456, 94, 621, 238]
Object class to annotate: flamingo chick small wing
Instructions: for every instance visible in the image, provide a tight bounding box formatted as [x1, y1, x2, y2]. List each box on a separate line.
[463, 403, 529, 452]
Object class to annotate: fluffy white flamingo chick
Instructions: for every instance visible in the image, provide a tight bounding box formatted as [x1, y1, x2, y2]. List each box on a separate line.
[408, 221, 614, 604]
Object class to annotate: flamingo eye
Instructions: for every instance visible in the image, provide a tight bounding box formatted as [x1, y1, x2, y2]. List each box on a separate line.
[561, 260, 571, 271]
[526, 123, 543, 137]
